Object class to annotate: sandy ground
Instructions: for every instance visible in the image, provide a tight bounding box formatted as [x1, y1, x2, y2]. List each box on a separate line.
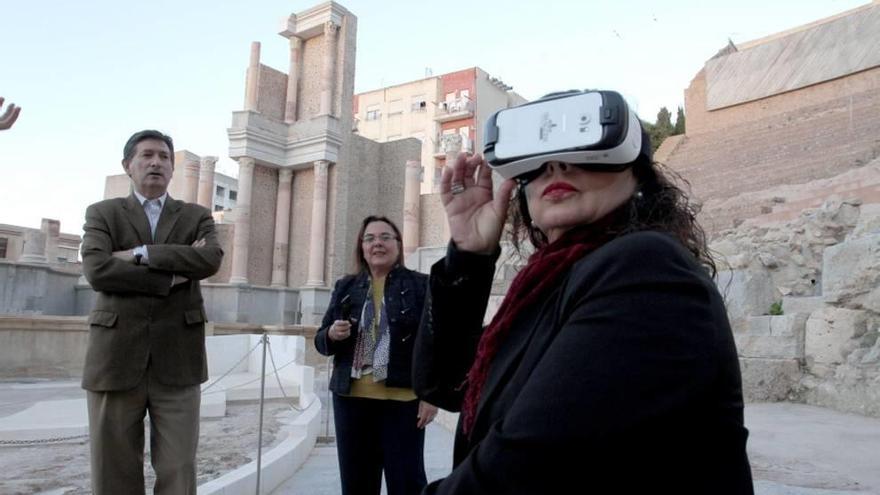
[0, 400, 296, 495]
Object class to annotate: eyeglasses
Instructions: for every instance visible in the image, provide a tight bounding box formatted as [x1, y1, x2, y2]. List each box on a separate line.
[362, 233, 398, 244]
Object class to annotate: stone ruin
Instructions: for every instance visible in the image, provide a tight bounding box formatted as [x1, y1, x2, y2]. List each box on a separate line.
[710, 161, 880, 417]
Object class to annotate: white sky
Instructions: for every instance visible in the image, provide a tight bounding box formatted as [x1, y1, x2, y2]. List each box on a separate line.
[0, 0, 868, 236]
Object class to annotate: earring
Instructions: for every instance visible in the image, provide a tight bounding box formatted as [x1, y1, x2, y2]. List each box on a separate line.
[634, 190, 644, 200]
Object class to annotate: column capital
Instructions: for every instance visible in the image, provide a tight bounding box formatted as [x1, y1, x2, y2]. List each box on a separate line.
[200, 156, 218, 168]
[324, 21, 340, 38]
[405, 159, 421, 169]
[279, 167, 294, 182]
[313, 160, 330, 174]
[238, 157, 256, 170]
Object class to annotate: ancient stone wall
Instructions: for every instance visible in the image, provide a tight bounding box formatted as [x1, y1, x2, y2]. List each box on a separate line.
[711, 197, 880, 416]
[667, 86, 880, 220]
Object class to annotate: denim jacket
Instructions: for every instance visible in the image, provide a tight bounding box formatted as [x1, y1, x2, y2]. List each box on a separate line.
[315, 265, 428, 395]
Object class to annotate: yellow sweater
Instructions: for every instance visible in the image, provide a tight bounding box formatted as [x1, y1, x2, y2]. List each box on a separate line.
[348, 276, 417, 401]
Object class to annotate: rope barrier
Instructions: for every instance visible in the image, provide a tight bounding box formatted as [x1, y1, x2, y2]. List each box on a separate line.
[201, 339, 264, 394]
[266, 337, 317, 413]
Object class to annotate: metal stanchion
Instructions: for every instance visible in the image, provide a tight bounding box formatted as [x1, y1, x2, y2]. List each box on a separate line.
[255, 332, 268, 495]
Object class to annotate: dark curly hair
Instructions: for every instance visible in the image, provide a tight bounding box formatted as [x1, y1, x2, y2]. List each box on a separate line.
[508, 155, 717, 278]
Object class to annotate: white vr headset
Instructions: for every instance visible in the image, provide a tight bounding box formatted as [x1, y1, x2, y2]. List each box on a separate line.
[484, 90, 648, 181]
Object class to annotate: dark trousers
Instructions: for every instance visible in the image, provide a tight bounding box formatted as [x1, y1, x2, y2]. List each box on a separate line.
[86, 369, 201, 495]
[333, 394, 427, 495]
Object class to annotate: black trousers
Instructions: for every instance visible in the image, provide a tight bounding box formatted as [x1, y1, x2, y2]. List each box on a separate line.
[333, 393, 427, 495]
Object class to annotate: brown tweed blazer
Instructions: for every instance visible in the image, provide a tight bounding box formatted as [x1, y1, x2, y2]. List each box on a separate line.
[80, 194, 223, 391]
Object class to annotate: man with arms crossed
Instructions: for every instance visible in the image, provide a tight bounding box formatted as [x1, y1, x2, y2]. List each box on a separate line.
[81, 129, 223, 494]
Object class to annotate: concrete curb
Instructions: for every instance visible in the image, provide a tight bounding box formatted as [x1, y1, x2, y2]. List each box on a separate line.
[198, 393, 322, 495]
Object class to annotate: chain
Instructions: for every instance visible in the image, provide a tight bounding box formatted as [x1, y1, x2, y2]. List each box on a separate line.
[0, 433, 89, 445]
[266, 337, 317, 413]
[201, 339, 263, 394]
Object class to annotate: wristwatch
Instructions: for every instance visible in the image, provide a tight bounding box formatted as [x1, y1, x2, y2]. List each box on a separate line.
[134, 251, 143, 265]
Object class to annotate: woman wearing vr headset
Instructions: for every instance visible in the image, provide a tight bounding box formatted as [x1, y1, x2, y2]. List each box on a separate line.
[414, 91, 753, 493]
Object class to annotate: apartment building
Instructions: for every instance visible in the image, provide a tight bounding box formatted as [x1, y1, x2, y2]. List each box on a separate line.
[354, 67, 527, 193]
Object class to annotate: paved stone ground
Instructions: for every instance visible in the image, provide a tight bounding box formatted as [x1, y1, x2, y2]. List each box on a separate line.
[2, 378, 879, 494]
[274, 402, 880, 495]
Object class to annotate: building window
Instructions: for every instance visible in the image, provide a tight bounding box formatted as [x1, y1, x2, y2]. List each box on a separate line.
[228, 190, 237, 201]
[366, 105, 381, 121]
[0, 237, 7, 258]
[214, 205, 224, 212]
[411, 95, 427, 112]
[216, 185, 225, 197]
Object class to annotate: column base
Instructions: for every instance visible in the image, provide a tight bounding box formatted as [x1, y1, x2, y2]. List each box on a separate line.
[228, 276, 249, 285]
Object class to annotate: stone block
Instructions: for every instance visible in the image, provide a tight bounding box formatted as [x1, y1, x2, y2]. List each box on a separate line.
[848, 203, 880, 239]
[716, 269, 776, 325]
[739, 357, 801, 402]
[822, 234, 880, 305]
[805, 307, 868, 365]
[781, 295, 824, 316]
[736, 314, 807, 359]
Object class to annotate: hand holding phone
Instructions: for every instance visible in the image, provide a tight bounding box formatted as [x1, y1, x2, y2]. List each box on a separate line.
[329, 295, 354, 341]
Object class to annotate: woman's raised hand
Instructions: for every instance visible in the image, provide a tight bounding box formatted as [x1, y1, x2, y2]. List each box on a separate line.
[440, 153, 516, 254]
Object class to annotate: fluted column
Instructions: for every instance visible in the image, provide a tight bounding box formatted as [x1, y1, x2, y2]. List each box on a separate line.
[271, 168, 293, 287]
[319, 21, 339, 116]
[284, 36, 302, 124]
[306, 160, 329, 286]
[183, 159, 200, 203]
[403, 159, 421, 255]
[197, 156, 217, 209]
[245, 42, 261, 111]
[229, 157, 255, 285]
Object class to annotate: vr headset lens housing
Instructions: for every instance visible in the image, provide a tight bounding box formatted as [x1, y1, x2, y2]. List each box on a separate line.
[484, 90, 648, 182]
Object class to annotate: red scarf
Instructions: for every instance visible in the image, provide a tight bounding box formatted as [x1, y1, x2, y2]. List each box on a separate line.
[460, 214, 621, 436]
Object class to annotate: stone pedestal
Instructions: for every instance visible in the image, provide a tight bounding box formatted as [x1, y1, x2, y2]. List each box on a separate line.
[298, 286, 331, 326]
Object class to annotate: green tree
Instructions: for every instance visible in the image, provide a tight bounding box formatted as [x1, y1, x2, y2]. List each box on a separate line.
[673, 106, 686, 135]
[644, 106, 675, 152]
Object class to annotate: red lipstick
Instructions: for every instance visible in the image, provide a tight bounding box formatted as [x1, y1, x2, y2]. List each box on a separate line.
[542, 181, 577, 197]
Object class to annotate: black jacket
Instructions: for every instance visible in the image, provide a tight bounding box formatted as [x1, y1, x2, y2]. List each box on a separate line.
[414, 231, 753, 494]
[316, 265, 428, 395]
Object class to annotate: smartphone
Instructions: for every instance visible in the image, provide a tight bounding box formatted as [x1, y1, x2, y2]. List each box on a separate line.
[340, 294, 352, 321]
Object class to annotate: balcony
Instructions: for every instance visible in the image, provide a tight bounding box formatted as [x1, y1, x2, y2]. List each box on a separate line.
[433, 134, 474, 158]
[434, 97, 474, 123]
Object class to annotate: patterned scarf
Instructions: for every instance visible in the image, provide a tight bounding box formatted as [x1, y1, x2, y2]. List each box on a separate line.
[460, 213, 622, 436]
[350, 279, 391, 381]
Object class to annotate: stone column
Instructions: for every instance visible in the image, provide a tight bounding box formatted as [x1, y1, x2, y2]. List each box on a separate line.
[403, 160, 421, 255]
[284, 36, 302, 124]
[20, 230, 47, 263]
[40, 218, 60, 263]
[197, 156, 217, 210]
[319, 22, 339, 116]
[245, 42, 261, 111]
[229, 157, 255, 285]
[271, 168, 293, 287]
[183, 159, 200, 203]
[306, 160, 329, 286]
